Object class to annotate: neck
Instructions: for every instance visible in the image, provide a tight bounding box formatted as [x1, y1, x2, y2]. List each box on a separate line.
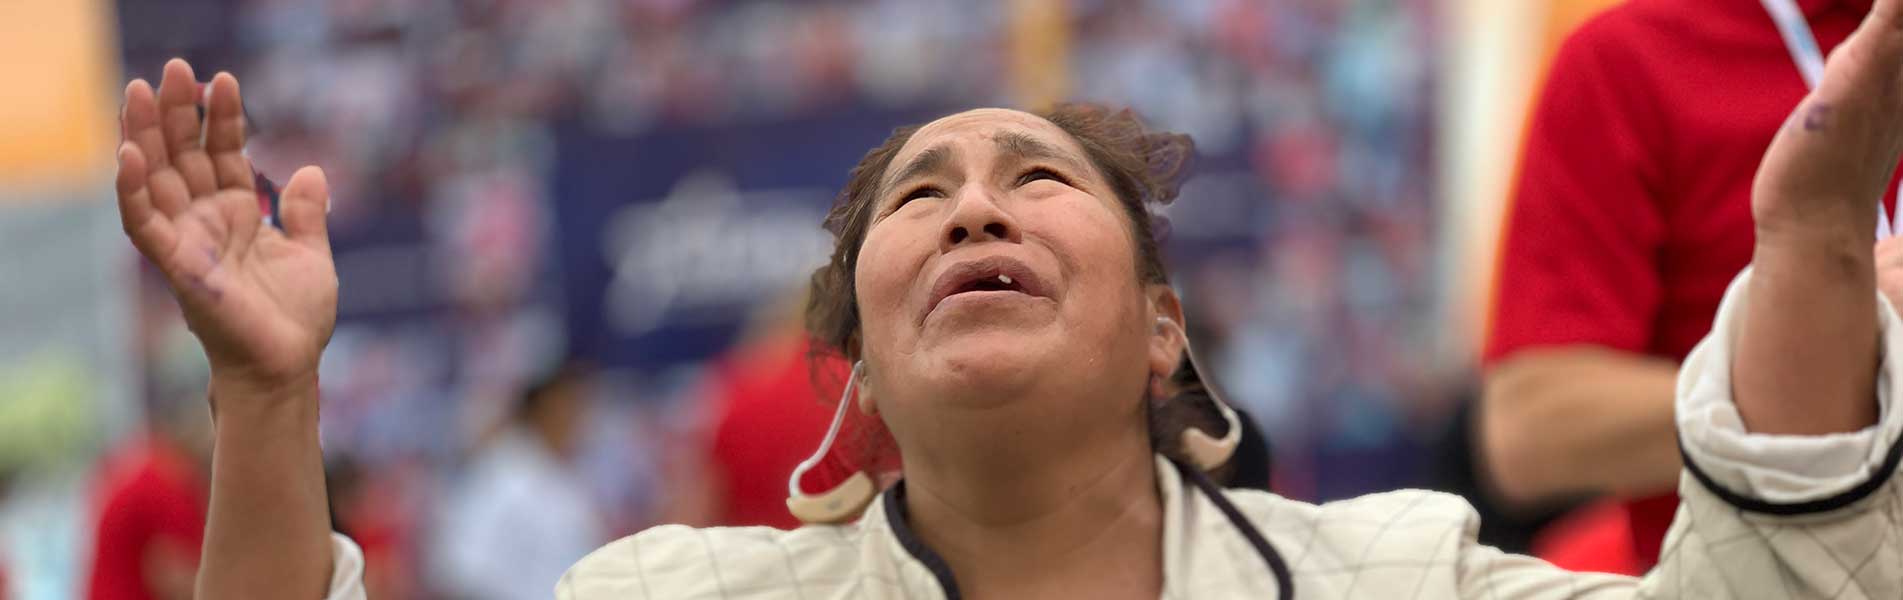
[900, 417, 1164, 599]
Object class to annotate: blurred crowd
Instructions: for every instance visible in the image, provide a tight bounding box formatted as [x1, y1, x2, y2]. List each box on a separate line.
[3, 0, 1443, 597]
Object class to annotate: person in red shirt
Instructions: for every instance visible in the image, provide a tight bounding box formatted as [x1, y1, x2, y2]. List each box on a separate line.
[87, 277, 216, 600]
[84, 434, 207, 600]
[658, 320, 860, 529]
[1481, 0, 1895, 572]
[0, 522, 10, 600]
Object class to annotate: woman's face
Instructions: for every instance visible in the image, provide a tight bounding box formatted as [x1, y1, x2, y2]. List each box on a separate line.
[853, 108, 1177, 432]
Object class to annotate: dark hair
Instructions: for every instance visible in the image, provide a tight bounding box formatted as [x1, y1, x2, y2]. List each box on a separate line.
[1150, 357, 1273, 489]
[804, 103, 1195, 362]
[514, 360, 593, 423]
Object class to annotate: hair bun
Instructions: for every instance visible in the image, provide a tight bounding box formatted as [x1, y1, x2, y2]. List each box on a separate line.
[1141, 130, 1195, 206]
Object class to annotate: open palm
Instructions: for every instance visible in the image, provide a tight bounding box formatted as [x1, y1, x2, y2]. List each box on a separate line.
[117, 59, 336, 387]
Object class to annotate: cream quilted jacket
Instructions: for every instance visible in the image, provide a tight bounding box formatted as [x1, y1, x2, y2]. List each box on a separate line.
[320, 269, 1903, 598]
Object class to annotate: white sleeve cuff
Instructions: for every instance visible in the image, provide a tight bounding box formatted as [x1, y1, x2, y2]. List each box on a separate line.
[323, 532, 369, 600]
[1676, 266, 1903, 508]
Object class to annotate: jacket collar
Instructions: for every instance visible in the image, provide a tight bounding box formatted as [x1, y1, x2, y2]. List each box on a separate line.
[873, 456, 1205, 600]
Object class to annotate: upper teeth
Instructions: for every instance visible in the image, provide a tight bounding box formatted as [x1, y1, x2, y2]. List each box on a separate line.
[998, 275, 1013, 285]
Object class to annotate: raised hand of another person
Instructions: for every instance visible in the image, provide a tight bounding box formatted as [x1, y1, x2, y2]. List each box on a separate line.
[117, 58, 341, 599]
[1878, 236, 1903, 313]
[1738, 0, 1903, 435]
[116, 59, 336, 395]
[1752, 0, 1903, 241]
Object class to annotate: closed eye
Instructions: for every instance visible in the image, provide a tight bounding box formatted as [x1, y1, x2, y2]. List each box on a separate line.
[900, 186, 945, 206]
[1017, 167, 1071, 187]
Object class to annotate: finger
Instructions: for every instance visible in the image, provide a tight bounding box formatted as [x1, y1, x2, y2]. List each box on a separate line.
[1844, 0, 1903, 80]
[1883, 252, 1902, 271]
[1882, 236, 1903, 268]
[219, 187, 264, 263]
[125, 79, 194, 218]
[1881, 275, 1903, 299]
[157, 58, 218, 197]
[203, 73, 255, 192]
[122, 79, 170, 169]
[1873, 0, 1903, 30]
[1880, 235, 1903, 254]
[1851, 0, 1903, 54]
[116, 143, 179, 261]
[278, 166, 331, 251]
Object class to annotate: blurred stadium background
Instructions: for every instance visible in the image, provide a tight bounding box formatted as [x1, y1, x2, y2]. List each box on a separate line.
[0, 0, 1607, 597]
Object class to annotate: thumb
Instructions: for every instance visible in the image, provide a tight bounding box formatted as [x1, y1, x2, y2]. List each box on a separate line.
[1838, 0, 1903, 86]
[1875, 0, 1903, 31]
[279, 166, 331, 251]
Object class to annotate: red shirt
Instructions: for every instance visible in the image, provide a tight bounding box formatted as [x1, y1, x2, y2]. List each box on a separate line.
[706, 335, 851, 529]
[1485, 0, 1885, 568]
[84, 436, 207, 600]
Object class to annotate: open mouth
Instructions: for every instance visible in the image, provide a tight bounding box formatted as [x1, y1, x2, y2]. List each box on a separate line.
[953, 273, 1023, 295]
[925, 255, 1050, 320]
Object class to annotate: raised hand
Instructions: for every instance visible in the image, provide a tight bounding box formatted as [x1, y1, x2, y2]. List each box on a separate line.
[1879, 237, 1903, 311]
[117, 59, 336, 392]
[1752, 0, 1903, 238]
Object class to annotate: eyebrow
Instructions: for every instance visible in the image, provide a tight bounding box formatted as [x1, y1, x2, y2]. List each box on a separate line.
[878, 131, 1089, 201]
[883, 143, 958, 198]
[992, 132, 1085, 172]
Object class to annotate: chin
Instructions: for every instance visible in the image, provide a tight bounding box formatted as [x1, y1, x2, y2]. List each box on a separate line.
[919, 329, 1060, 402]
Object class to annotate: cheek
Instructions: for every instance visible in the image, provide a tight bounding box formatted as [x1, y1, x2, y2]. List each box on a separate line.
[852, 220, 934, 346]
[1029, 194, 1143, 299]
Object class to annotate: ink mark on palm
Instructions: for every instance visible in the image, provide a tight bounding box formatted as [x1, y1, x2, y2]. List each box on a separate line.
[1803, 103, 1833, 132]
[187, 274, 224, 303]
[188, 246, 225, 302]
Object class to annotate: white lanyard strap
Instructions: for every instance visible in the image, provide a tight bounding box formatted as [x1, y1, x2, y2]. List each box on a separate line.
[1762, 0, 1826, 87]
[1760, 0, 1901, 238]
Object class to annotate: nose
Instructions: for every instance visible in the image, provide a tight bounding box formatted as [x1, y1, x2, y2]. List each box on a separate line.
[940, 185, 1022, 252]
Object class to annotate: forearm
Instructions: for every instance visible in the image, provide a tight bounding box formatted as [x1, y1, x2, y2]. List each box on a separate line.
[1735, 226, 1881, 435]
[1480, 348, 1680, 505]
[195, 374, 333, 599]
[1636, 263, 1903, 599]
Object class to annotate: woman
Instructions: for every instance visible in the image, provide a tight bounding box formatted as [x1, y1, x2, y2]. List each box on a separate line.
[116, 1, 1903, 596]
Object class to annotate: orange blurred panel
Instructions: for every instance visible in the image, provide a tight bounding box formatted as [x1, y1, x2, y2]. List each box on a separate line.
[0, 0, 119, 191]
[1474, 0, 1627, 357]
[1008, 0, 1070, 111]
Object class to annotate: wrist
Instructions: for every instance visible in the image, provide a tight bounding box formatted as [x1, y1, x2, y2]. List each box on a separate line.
[1752, 185, 1876, 247]
[207, 369, 320, 422]
[1752, 223, 1875, 282]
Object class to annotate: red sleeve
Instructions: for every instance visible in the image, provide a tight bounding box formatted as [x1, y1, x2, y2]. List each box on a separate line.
[87, 473, 148, 600]
[87, 452, 207, 600]
[1483, 12, 1668, 366]
[146, 469, 206, 562]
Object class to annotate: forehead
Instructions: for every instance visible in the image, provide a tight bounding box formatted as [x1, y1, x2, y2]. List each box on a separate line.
[890, 108, 1085, 169]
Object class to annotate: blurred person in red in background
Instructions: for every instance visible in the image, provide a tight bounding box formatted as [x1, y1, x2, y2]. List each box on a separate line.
[1481, 0, 1899, 574]
[85, 427, 204, 600]
[0, 472, 10, 600]
[658, 297, 861, 530]
[324, 457, 423, 600]
[430, 361, 607, 600]
[84, 276, 216, 600]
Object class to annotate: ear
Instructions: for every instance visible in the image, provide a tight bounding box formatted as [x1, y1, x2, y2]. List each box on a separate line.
[855, 363, 879, 416]
[1145, 285, 1187, 383]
